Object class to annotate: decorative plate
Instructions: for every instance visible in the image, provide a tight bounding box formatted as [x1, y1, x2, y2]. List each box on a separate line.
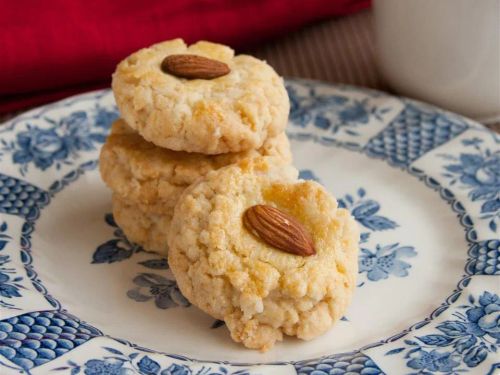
[0, 79, 498, 375]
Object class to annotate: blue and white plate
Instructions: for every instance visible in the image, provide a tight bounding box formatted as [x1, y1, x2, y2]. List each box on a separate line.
[0, 80, 498, 375]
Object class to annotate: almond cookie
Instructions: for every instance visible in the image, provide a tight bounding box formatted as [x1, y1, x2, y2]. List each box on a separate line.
[100, 119, 291, 207]
[112, 39, 290, 154]
[168, 158, 359, 351]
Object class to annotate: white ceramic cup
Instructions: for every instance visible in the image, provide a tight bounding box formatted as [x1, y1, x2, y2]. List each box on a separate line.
[373, 0, 500, 123]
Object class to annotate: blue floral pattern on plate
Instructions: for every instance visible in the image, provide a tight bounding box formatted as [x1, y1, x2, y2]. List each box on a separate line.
[338, 188, 417, 284]
[127, 271, 190, 310]
[439, 137, 500, 232]
[93, 214, 190, 310]
[300, 171, 417, 284]
[338, 187, 398, 242]
[359, 243, 417, 282]
[53, 347, 251, 375]
[0, 106, 117, 175]
[287, 84, 391, 136]
[92, 214, 143, 264]
[385, 291, 500, 374]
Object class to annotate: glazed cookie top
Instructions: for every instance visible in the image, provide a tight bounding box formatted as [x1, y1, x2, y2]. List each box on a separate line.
[168, 158, 359, 350]
[99, 119, 292, 208]
[112, 39, 290, 154]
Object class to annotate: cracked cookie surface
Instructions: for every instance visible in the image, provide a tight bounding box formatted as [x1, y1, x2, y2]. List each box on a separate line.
[112, 39, 290, 154]
[168, 158, 359, 351]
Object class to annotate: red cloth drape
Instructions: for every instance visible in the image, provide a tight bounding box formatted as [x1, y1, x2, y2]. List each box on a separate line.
[0, 0, 370, 113]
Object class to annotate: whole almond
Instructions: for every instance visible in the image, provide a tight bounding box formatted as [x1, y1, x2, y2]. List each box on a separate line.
[243, 205, 316, 257]
[161, 54, 230, 79]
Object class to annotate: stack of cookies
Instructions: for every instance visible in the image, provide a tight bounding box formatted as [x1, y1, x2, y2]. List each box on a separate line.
[100, 39, 359, 351]
[100, 39, 292, 255]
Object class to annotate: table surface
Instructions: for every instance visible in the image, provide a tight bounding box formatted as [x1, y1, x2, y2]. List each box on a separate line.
[1, 10, 498, 132]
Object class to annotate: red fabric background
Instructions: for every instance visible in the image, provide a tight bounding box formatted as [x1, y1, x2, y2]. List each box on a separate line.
[0, 0, 370, 113]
